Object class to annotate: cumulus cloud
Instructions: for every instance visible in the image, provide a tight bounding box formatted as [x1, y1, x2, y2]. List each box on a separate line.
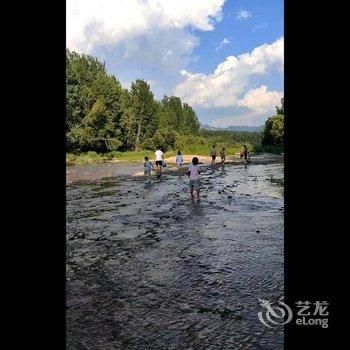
[66, 1, 283, 126]
[215, 38, 231, 52]
[66, 0, 225, 98]
[67, 0, 225, 53]
[174, 37, 284, 110]
[236, 10, 252, 21]
[89, 26, 201, 99]
[238, 86, 283, 112]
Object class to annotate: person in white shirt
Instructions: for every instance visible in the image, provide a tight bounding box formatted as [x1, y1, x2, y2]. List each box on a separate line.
[176, 150, 184, 174]
[154, 146, 164, 174]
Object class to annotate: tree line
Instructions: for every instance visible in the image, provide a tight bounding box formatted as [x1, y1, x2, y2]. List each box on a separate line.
[261, 97, 284, 149]
[67, 49, 284, 155]
[198, 130, 262, 151]
[66, 50, 200, 153]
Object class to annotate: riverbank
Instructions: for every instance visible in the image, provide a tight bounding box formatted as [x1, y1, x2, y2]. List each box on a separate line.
[66, 153, 284, 185]
[66, 151, 230, 166]
[66, 142, 281, 166]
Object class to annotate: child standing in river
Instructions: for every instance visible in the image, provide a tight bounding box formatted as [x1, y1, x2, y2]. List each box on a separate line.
[188, 157, 201, 199]
[144, 156, 154, 181]
[242, 145, 249, 163]
[210, 145, 217, 165]
[176, 150, 184, 174]
[220, 146, 226, 163]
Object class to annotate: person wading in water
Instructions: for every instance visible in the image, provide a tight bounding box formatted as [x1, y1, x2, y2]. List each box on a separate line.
[154, 146, 164, 177]
[242, 145, 249, 163]
[210, 145, 217, 165]
[220, 146, 226, 163]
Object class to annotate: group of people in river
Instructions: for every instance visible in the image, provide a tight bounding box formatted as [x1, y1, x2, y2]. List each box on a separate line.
[208, 144, 249, 165]
[143, 145, 250, 199]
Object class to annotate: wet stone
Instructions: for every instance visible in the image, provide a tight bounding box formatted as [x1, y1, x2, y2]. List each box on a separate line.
[66, 161, 284, 350]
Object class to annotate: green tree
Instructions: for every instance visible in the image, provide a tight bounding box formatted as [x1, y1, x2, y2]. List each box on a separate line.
[66, 50, 124, 152]
[122, 79, 159, 151]
[182, 103, 200, 134]
[66, 50, 201, 154]
[158, 96, 182, 133]
[261, 115, 284, 146]
[275, 97, 284, 115]
[261, 97, 284, 147]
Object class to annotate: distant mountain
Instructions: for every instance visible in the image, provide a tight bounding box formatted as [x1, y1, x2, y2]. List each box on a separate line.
[200, 123, 218, 131]
[224, 125, 264, 132]
[200, 123, 263, 132]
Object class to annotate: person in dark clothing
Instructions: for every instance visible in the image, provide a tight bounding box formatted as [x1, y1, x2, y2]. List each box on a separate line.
[210, 145, 217, 165]
[242, 145, 249, 162]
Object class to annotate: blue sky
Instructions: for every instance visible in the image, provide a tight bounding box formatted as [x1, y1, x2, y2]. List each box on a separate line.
[67, 0, 284, 127]
[189, 0, 283, 73]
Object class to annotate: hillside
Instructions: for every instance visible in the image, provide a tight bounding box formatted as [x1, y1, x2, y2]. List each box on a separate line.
[200, 123, 263, 132]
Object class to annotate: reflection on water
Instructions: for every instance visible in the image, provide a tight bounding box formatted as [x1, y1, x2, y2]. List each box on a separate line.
[66, 163, 284, 350]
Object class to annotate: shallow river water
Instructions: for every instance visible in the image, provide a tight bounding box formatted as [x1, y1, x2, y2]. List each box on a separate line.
[66, 162, 284, 350]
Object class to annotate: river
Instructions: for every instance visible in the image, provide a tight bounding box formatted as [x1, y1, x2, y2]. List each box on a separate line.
[66, 160, 284, 349]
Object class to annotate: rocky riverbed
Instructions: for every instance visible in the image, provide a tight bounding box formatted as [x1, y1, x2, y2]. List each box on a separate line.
[66, 160, 284, 349]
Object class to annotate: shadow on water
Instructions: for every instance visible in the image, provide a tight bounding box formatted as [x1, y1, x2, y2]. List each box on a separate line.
[143, 180, 155, 190]
[187, 199, 204, 217]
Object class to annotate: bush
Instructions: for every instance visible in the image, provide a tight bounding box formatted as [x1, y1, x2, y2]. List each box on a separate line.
[174, 135, 207, 151]
[261, 115, 284, 147]
[105, 150, 122, 160]
[67, 151, 106, 165]
[140, 138, 156, 151]
[66, 153, 76, 166]
[151, 131, 167, 151]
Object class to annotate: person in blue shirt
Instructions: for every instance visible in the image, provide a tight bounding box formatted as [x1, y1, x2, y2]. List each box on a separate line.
[144, 156, 154, 181]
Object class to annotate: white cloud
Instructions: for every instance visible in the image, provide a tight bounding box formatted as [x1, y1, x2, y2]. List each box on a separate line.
[96, 27, 201, 98]
[67, 0, 225, 53]
[174, 37, 284, 109]
[66, 1, 283, 126]
[238, 85, 283, 112]
[66, 0, 225, 99]
[236, 10, 252, 21]
[215, 37, 231, 51]
[253, 22, 269, 32]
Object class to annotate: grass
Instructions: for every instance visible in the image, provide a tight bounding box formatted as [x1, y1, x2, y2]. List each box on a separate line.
[66, 143, 262, 166]
[66, 150, 176, 165]
[66, 151, 107, 166]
